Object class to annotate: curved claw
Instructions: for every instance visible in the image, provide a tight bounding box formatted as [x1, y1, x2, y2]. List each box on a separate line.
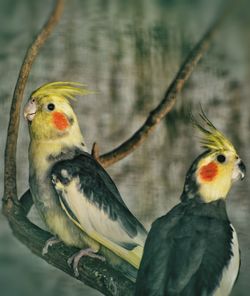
[67, 248, 105, 277]
[42, 236, 61, 256]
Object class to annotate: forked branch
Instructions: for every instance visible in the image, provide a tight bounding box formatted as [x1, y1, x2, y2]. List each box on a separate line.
[2, 1, 134, 294]
[2, 0, 232, 295]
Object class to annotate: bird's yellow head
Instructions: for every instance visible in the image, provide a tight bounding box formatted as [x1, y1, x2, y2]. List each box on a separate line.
[24, 82, 92, 141]
[181, 111, 246, 203]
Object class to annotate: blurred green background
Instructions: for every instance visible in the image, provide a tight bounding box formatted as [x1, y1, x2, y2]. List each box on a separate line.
[0, 0, 249, 295]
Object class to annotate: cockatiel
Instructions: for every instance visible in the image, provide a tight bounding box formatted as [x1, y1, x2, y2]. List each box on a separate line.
[24, 81, 147, 279]
[135, 112, 246, 296]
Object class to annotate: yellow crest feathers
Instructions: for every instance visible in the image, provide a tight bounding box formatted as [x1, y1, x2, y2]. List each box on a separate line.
[31, 81, 94, 101]
[192, 110, 236, 154]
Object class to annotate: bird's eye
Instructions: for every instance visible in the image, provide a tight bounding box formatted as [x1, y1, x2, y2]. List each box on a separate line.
[47, 103, 55, 111]
[217, 154, 226, 163]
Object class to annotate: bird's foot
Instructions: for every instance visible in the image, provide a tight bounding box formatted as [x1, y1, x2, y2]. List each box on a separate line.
[67, 248, 105, 277]
[42, 236, 61, 256]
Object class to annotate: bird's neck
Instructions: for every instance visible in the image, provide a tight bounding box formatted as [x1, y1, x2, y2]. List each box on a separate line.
[29, 133, 87, 174]
[181, 178, 231, 203]
[198, 179, 231, 203]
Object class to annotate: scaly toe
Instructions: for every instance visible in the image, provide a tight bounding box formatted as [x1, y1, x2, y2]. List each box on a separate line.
[94, 254, 106, 262]
[42, 237, 60, 256]
[67, 255, 74, 267]
[68, 248, 105, 277]
[73, 261, 80, 277]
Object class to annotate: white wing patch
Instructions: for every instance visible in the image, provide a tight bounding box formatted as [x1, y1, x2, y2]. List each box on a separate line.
[213, 224, 240, 296]
[55, 176, 142, 248]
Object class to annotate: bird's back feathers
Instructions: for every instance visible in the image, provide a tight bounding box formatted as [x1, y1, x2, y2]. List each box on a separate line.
[135, 199, 239, 296]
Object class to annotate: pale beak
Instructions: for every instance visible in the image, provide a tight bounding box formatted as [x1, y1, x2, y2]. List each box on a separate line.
[232, 158, 246, 182]
[24, 99, 37, 121]
[238, 160, 246, 180]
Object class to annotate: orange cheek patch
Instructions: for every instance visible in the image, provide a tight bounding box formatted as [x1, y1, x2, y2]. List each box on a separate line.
[199, 162, 218, 182]
[52, 112, 69, 130]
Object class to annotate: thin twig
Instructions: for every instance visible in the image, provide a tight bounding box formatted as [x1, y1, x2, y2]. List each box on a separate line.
[91, 142, 100, 161]
[98, 7, 228, 168]
[3, 0, 64, 209]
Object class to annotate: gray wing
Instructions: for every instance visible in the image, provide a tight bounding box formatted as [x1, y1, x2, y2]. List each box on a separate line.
[135, 202, 233, 296]
[51, 152, 147, 250]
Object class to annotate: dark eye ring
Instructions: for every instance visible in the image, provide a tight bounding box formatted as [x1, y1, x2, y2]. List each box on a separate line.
[47, 103, 55, 111]
[217, 154, 226, 163]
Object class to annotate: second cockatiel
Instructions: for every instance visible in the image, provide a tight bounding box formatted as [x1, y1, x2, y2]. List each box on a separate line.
[24, 81, 147, 278]
[135, 112, 246, 296]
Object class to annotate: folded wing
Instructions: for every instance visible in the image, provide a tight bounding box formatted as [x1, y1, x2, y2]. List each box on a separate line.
[51, 152, 147, 267]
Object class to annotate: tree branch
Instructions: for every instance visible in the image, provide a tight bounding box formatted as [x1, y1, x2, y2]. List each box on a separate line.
[3, 0, 64, 209]
[97, 6, 229, 168]
[13, 191, 135, 296]
[2, 1, 233, 295]
[2, 1, 135, 295]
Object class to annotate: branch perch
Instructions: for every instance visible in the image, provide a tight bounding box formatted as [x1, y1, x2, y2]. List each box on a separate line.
[3, 0, 64, 208]
[2, 1, 232, 295]
[15, 190, 134, 296]
[98, 8, 229, 168]
[2, 1, 134, 294]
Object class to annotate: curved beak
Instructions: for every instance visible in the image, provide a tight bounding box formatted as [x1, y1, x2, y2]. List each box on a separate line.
[232, 158, 246, 182]
[238, 160, 246, 180]
[24, 99, 37, 121]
